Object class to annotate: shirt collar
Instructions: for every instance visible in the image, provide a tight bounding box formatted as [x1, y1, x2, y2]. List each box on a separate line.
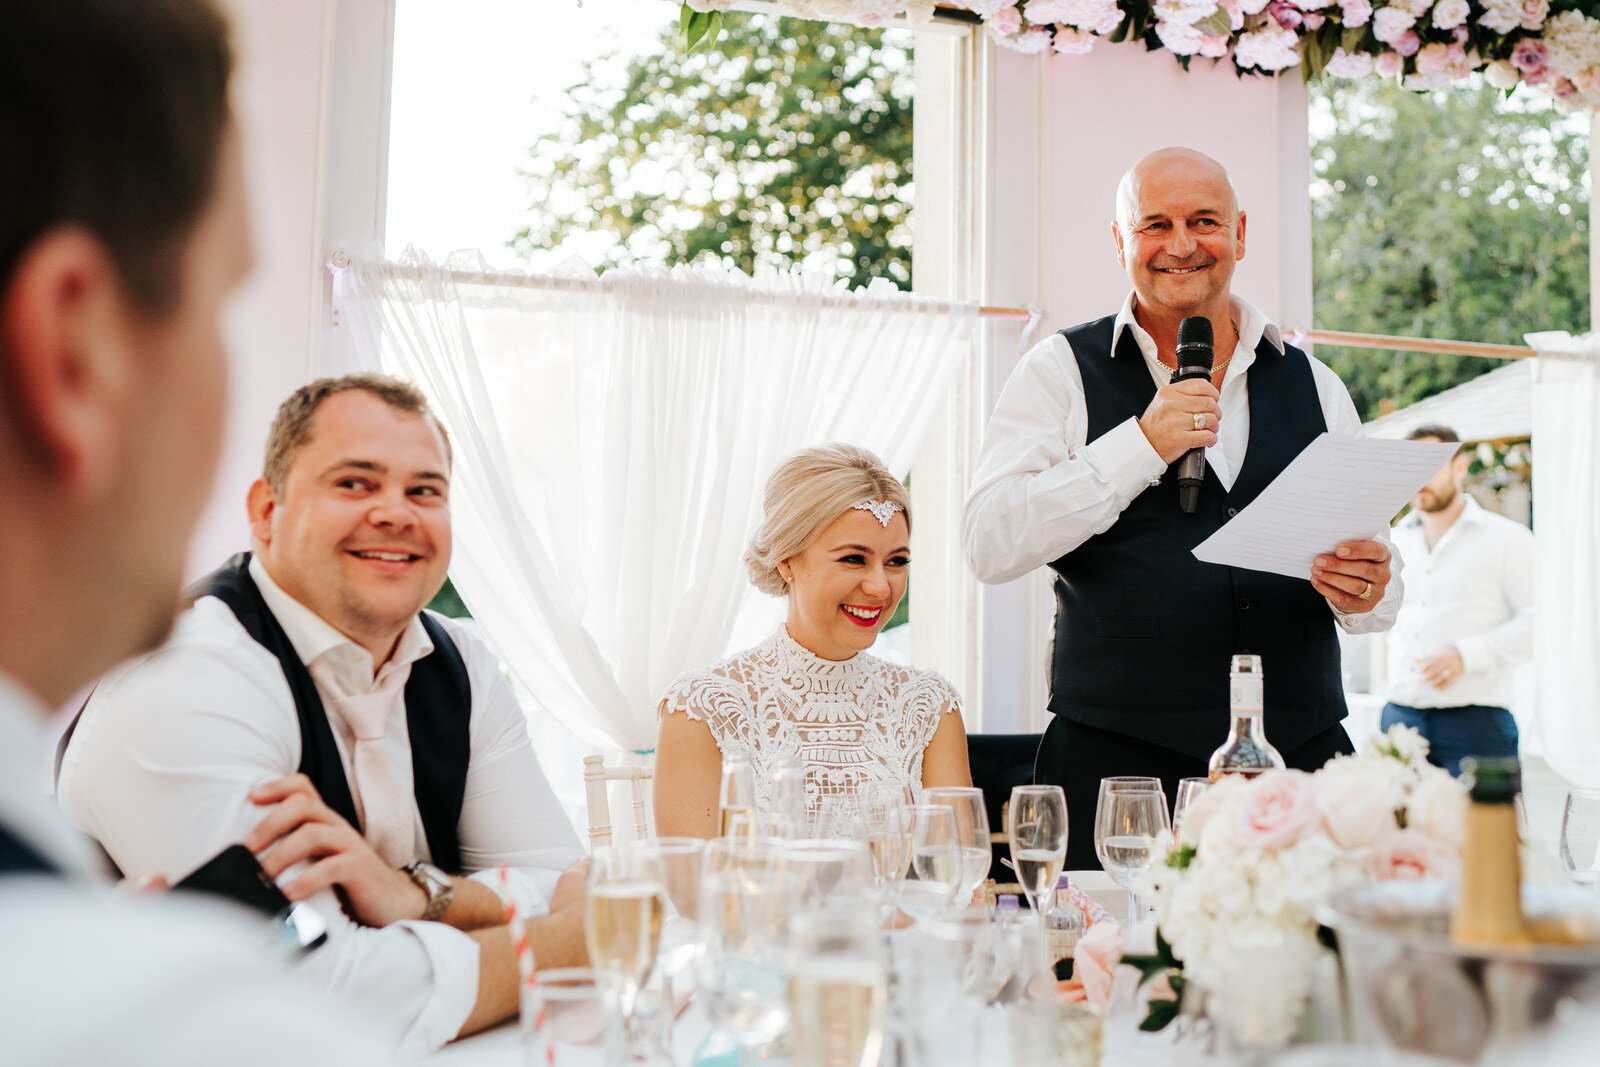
[248, 555, 433, 681]
[1110, 293, 1283, 362]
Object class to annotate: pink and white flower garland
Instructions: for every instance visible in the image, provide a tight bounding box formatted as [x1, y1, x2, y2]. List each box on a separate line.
[684, 1, 1600, 113]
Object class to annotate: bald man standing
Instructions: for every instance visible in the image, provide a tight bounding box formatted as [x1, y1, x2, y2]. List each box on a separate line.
[963, 148, 1401, 867]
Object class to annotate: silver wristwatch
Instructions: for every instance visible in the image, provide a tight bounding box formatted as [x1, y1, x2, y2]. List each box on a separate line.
[402, 861, 454, 921]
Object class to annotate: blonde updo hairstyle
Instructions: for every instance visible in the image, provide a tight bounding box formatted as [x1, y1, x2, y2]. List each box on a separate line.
[744, 443, 912, 597]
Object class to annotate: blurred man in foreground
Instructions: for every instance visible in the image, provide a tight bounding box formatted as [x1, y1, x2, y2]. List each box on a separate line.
[0, 0, 382, 1059]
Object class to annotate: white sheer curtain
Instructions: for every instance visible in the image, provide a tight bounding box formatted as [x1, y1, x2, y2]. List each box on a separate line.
[336, 248, 975, 752]
[1525, 331, 1600, 789]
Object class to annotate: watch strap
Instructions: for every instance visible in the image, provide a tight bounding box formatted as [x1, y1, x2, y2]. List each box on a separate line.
[402, 861, 453, 922]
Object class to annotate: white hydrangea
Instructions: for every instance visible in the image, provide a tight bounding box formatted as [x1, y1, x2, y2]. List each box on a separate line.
[1044, 0, 1126, 34]
[1478, 0, 1522, 34]
[1234, 23, 1303, 69]
[1325, 47, 1375, 76]
[1541, 10, 1600, 84]
[1155, 19, 1206, 55]
[1155, 0, 1222, 26]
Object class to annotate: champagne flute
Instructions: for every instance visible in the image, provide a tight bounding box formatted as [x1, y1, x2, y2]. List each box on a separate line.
[699, 839, 789, 1065]
[923, 786, 991, 909]
[858, 783, 912, 919]
[585, 845, 667, 1062]
[1560, 788, 1600, 889]
[770, 751, 808, 836]
[776, 838, 876, 911]
[787, 908, 889, 1067]
[899, 804, 963, 923]
[634, 837, 705, 1050]
[1006, 785, 1067, 922]
[1094, 785, 1170, 923]
[719, 756, 757, 838]
[1173, 777, 1209, 835]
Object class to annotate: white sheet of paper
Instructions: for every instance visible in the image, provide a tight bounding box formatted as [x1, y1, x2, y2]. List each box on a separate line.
[1191, 433, 1459, 579]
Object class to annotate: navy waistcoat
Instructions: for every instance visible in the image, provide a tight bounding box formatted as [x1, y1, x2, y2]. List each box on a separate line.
[0, 821, 59, 876]
[1046, 316, 1346, 760]
[191, 553, 473, 873]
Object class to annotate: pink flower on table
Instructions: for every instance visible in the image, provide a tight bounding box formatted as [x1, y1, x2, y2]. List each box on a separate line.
[1056, 921, 1125, 1013]
[1372, 7, 1416, 43]
[1552, 77, 1578, 101]
[989, 4, 1024, 35]
[1301, 11, 1325, 29]
[1394, 30, 1421, 56]
[1375, 50, 1405, 77]
[1369, 829, 1461, 881]
[1339, 0, 1372, 27]
[1511, 38, 1547, 74]
[1232, 770, 1320, 850]
[1199, 34, 1230, 57]
[1522, 0, 1551, 30]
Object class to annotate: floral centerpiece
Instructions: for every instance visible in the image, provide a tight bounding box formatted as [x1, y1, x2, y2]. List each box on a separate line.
[1122, 725, 1467, 1048]
[679, 1, 1600, 113]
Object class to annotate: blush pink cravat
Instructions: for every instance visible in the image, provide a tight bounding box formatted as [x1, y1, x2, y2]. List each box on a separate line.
[307, 655, 416, 867]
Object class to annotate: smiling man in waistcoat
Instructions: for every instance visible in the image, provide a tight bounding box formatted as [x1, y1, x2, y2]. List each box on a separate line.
[58, 374, 589, 1053]
[962, 148, 1401, 868]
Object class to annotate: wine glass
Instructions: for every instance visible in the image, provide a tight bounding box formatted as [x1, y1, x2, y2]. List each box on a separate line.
[770, 751, 808, 835]
[1560, 788, 1600, 889]
[899, 804, 963, 924]
[923, 786, 991, 909]
[1094, 785, 1170, 923]
[633, 837, 705, 1050]
[1173, 777, 1209, 835]
[585, 845, 667, 1061]
[718, 756, 757, 838]
[858, 783, 912, 919]
[774, 838, 876, 911]
[786, 908, 889, 1067]
[698, 839, 789, 1064]
[1006, 785, 1068, 922]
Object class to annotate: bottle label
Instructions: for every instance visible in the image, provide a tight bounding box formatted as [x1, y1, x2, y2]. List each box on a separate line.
[1230, 676, 1263, 712]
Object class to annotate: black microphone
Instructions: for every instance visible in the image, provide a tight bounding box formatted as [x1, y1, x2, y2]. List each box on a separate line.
[1172, 316, 1214, 514]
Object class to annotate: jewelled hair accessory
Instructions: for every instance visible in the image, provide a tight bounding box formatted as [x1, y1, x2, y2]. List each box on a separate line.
[851, 499, 903, 527]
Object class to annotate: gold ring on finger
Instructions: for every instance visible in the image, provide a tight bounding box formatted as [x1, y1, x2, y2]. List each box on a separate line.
[1193, 413, 1206, 431]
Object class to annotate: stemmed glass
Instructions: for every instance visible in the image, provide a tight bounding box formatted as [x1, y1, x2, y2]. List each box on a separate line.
[786, 908, 889, 1067]
[924, 786, 991, 910]
[633, 837, 705, 1053]
[1094, 782, 1170, 923]
[859, 783, 913, 919]
[1560, 788, 1600, 889]
[585, 845, 667, 1063]
[718, 757, 757, 838]
[899, 804, 963, 924]
[1173, 777, 1209, 836]
[1006, 785, 1068, 923]
[698, 837, 789, 1066]
[775, 838, 877, 911]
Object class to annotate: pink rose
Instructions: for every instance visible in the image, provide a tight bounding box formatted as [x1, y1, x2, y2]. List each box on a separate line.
[1415, 42, 1452, 76]
[1339, 0, 1373, 28]
[1232, 770, 1320, 850]
[1056, 921, 1125, 1013]
[1552, 77, 1578, 101]
[1375, 50, 1405, 77]
[1511, 38, 1547, 75]
[1198, 34, 1230, 58]
[1522, 0, 1550, 30]
[1372, 6, 1416, 43]
[1267, 0, 1303, 29]
[1301, 12, 1325, 30]
[1395, 30, 1421, 57]
[1369, 829, 1461, 881]
[1052, 27, 1096, 54]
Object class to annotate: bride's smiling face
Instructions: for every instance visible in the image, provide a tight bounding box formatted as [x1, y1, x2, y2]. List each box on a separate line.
[779, 507, 909, 661]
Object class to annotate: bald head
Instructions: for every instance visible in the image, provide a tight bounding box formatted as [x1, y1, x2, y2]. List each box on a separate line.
[1115, 148, 1239, 235]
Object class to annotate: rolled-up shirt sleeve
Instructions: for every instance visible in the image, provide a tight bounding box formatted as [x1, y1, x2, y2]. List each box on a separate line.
[962, 333, 1166, 585]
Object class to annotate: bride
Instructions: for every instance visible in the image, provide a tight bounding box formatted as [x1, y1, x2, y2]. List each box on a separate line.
[654, 443, 972, 838]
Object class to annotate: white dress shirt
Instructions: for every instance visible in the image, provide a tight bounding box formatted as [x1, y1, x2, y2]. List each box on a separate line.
[962, 293, 1401, 634]
[1385, 497, 1534, 709]
[57, 564, 584, 1055]
[1, 670, 390, 1064]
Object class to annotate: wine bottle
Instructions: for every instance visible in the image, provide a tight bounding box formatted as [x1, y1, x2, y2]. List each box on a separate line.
[1207, 654, 1286, 782]
[1451, 756, 1527, 948]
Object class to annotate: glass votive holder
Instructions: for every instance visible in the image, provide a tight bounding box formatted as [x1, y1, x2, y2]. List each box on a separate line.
[1009, 995, 1104, 1067]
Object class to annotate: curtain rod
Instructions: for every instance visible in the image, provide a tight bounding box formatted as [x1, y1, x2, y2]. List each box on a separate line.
[974, 305, 1535, 359]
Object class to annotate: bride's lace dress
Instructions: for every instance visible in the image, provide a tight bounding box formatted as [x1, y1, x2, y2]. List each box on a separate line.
[659, 628, 961, 812]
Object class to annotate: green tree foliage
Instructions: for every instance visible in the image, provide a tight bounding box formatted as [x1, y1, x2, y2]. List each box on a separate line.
[1311, 79, 1589, 420]
[514, 13, 913, 289]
